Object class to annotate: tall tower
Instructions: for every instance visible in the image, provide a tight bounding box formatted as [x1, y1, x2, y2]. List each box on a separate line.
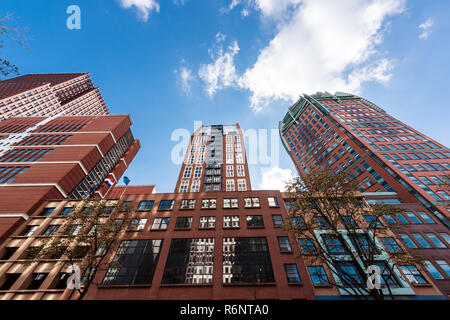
[0, 73, 109, 121]
[280, 92, 450, 295]
[174, 123, 251, 193]
[0, 115, 140, 242]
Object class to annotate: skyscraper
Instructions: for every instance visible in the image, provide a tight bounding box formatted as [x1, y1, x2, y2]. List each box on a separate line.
[280, 92, 450, 295]
[0, 73, 109, 121]
[0, 115, 140, 243]
[174, 124, 251, 193]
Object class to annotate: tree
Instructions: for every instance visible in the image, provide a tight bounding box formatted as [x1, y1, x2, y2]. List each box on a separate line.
[0, 12, 29, 79]
[283, 169, 423, 300]
[23, 197, 135, 300]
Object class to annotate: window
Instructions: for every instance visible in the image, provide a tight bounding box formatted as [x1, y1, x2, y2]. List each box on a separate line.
[374, 262, 401, 288]
[383, 215, 397, 225]
[412, 233, 432, 248]
[137, 200, 154, 211]
[38, 207, 55, 217]
[236, 165, 245, 177]
[341, 216, 358, 228]
[128, 218, 147, 231]
[119, 201, 132, 212]
[292, 217, 306, 228]
[183, 166, 192, 178]
[417, 212, 434, 224]
[405, 212, 422, 224]
[223, 216, 239, 228]
[151, 218, 169, 230]
[158, 200, 174, 210]
[435, 260, 450, 277]
[424, 233, 446, 248]
[322, 235, 348, 255]
[439, 233, 450, 246]
[201, 199, 217, 209]
[27, 273, 48, 290]
[19, 225, 38, 236]
[423, 260, 444, 279]
[335, 262, 364, 286]
[103, 206, 114, 215]
[298, 238, 317, 254]
[278, 236, 292, 252]
[194, 166, 202, 178]
[244, 197, 260, 208]
[380, 238, 403, 253]
[41, 225, 60, 236]
[162, 238, 214, 284]
[284, 264, 301, 283]
[179, 180, 189, 193]
[399, 234, 417, 248]
[272, 215, 284, 227]
[237, 179, 247, 191]
[175, 217, 193, 229]
[349, 234, 377, 255]
[223, 237, 275, 284]
[267, 197, 279, 207]
[180, 199, 196, 209]
[400, 265, 428, 284]
[308, 266, 329, 285]
[103, 240, 163, 285]
[363, 215, 383, 228]
[396, 214, 410, 224]
[235, 153, 244, 164]
[220, 198, 236, 210]
[59, 207, 74, 216]
[226, 165, 234, 177]
[191, 180, 200, 192]
[65, 224, 81, 236]
[199, 216, 216, 229]
[246, 215, 264, 228]
[1, 247, 18, 260]
[226, 153, 234, 164]
[226, 179, 235, 191]
[315, 216, 330, 228]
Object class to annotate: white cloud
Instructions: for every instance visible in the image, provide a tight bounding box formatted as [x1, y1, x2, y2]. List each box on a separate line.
[419, 18, 434, 40]
[241, 8, 250, 17]
[198, 38, 240, 97]
[119, 0, 160, 21]
[259, 166, 294, 191]
[206, 0, 406, 112]
[176, 66, 195, 94]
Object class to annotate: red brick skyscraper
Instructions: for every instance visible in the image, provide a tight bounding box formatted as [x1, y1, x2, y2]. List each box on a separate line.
[280, 92, 450, 295]
[0, 73, 109, 121]
[0, 115, 140, 242]
[175, 124, 251, 193]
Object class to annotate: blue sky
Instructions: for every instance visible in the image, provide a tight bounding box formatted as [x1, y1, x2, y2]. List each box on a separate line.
[1, 0, 449, 193]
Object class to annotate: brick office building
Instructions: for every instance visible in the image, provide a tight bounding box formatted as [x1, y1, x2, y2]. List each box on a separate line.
[0, 123, 445, 300]
[279, 92, 450, 296]
[0, 115, 140, 243]
[0, 73, 109, 121]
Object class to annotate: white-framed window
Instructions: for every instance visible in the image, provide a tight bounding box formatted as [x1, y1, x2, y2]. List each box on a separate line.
[226, 165, 234, 177]
[244, 197, 260, 208]
[234, 135, 240, 142]
[236, 153, 244, 164]
[128, 218, 147, 231]
[236, 165, 245, 177]
[235, 143, 242, 152]
[187, 155, 194, 164]
[196, 154, 204, 164]
[226, 179, 235, 191]
[183, 166, 192, 178]
[268, 197, 279, 207]
[226, 144, 233, 153]
[223, 198, 238, 208]
[213, 176, 221, 183]
[226, 135, 232, 143]
[199, 216, 216, 229]
[180, 199, 196, 209]
[226, 153, 234, 164]
[190, 146, 195, 154]
[213, 184, 220, 191]
[199, 145, 205, 153]
[194, 166, 202, 178]
[237, 179, 247, 191]
[191, 180, 200, 192]
[202, 199, 217, 209]
[223, 216, 239, 228]
[179, 180, 189, 193]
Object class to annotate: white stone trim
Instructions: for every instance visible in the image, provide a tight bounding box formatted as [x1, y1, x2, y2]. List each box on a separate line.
[0, 213, 29, 220]
[0, 183, 68, 198]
